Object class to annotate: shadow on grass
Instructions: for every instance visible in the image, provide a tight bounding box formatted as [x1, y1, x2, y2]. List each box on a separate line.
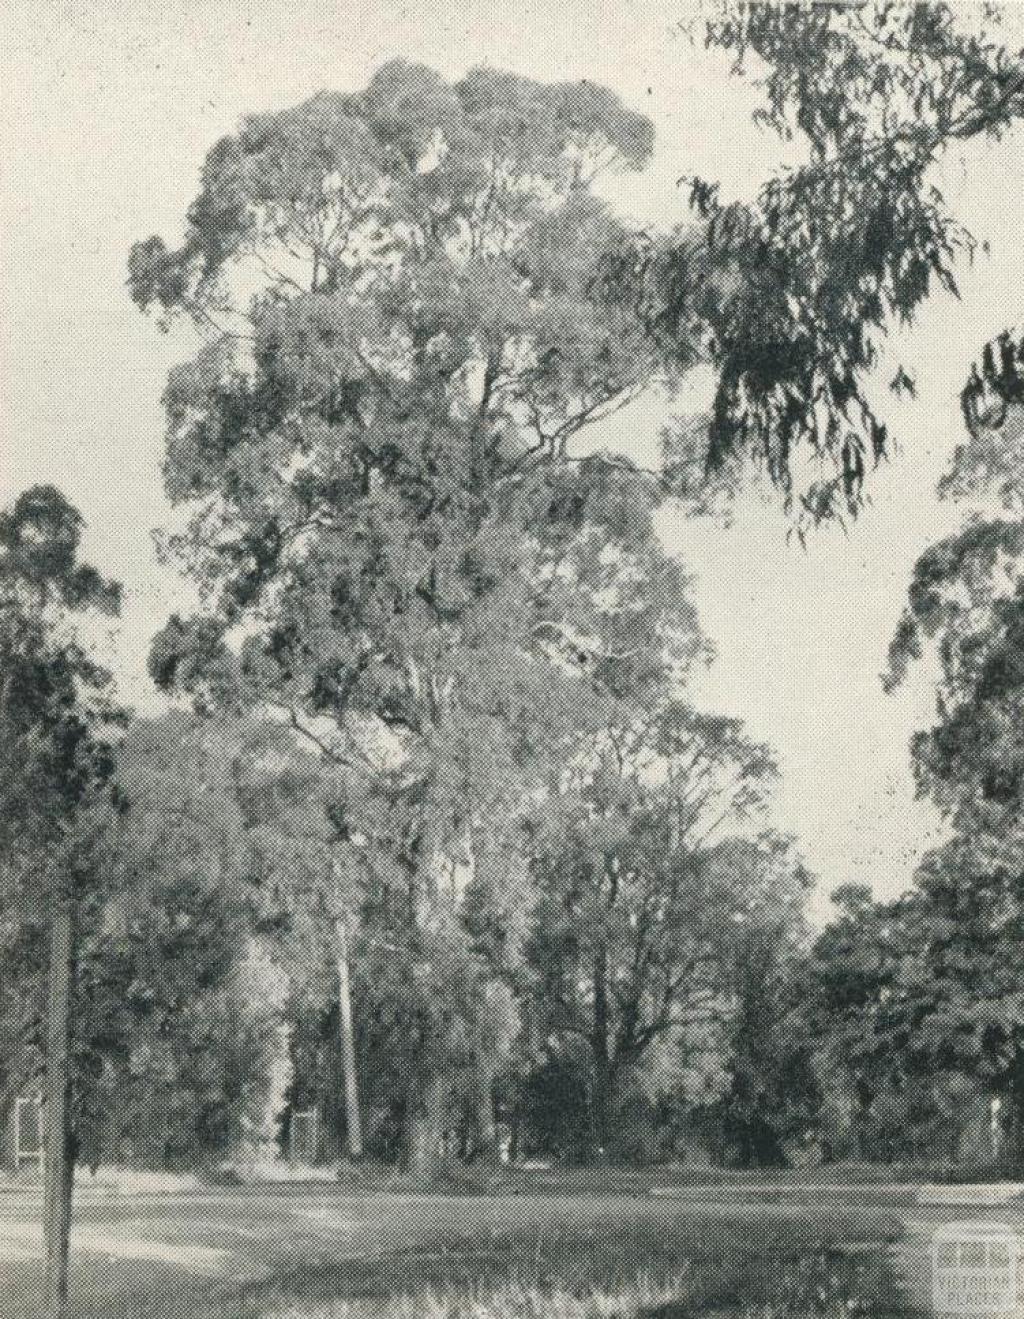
[205, 1210, 913, 1319]
[0, 1198, 916, 1319]
[1, 1257, 229, 1319]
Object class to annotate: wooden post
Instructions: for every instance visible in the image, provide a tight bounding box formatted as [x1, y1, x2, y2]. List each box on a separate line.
[43, 888, 75, 1319]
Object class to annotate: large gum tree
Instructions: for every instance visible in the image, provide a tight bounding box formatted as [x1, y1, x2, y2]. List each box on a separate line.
[125, 7, 1024, 1174]
[129, 62, 703, 1171]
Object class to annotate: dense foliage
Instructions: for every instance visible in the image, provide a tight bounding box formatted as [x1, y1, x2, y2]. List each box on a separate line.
[126, 61, 734, 1170]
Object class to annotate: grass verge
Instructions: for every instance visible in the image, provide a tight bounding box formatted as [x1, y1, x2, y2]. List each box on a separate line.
[208, 1205, 911, 1319]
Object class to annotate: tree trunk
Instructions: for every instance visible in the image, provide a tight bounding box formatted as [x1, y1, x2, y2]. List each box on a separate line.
[400, 809, 449, 1176]
[592, 944, 612, 1158]
[43, 889, 75, 1319]
[413, 812, 443, 924]
[473, 1069, 498, 1162]
[334, 916, 363, 1160]
[403, 1073, 447, 1177]
[508, 1102, 521, 1165]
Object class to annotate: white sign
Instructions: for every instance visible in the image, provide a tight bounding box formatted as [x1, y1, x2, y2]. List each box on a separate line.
[932, 1222, 1022, 1318]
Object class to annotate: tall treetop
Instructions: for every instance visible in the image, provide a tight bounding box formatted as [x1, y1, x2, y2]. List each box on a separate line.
[130, 63, 697, 789]
[128, 60, 654, 322]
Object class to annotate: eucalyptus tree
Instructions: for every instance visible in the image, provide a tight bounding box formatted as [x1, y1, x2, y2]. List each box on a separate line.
[129, 61, 701, 1169]
[635, 2, 1024, 527]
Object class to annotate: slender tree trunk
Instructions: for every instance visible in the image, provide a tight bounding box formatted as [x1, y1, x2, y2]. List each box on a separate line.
[401, 810, 448, 1175]
[508, 1102, 521, 1165]
[333, 915, 363, 1160]
[592, 944, 612, 1159]
[473, 1067, 498, 1162]
[412, 812, 443, 924]
[43, 888, 75, 1319]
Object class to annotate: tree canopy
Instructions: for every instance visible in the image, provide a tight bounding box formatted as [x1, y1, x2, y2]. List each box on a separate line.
[128, 61, 718, 1169]
[635, 2, 1024, 525]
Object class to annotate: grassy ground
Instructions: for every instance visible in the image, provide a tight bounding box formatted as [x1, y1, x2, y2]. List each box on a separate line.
[254, 1254, 903, 1319]
[0, 1187, 916, 1319]
[231, 1215, 910, 1319]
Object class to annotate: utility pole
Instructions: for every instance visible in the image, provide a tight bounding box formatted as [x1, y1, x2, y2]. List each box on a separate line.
[43, 880, 75, 1319]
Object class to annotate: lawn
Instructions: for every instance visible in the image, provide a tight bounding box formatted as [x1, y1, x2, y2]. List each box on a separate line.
[0, 1188, 916, 1319]
[223, 1203, 911, 1319]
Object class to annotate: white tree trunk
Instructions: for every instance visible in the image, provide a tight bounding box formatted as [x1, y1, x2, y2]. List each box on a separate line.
[334, 915, 363, 1160]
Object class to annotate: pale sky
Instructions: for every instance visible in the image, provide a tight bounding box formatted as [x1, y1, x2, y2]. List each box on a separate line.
[4, 0, 1024, 922]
